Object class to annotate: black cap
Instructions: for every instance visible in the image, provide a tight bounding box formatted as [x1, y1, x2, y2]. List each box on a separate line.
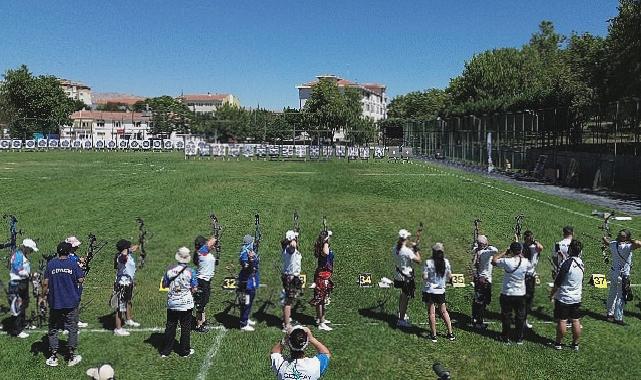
[116, 239, 132, 253]
[57, 241, 72, 256]
[510, 242, 523, 254]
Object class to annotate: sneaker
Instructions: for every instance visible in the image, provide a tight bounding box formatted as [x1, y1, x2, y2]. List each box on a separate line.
[114, 328, 130, 337]
[318, 323, 333, 331]
[572, 344, 579, 352]
[240, 325, 255, 332]
[46, 355, 58, 367]
[554, 342, 563, 350]
[321, 319, 331, 324]
[125, 319, 141, 327]
[77, 321, 88, 328]
[247, 319, 257, 326]
[17, 331, 29, 339]
[160, 353, 169, 358]
[67, 354, 82, 367]
[194, 325, 209, 333]
[180, 349, 195, 358]
[430, 334, 438, 343]
[62, 330, 69, 335]
[525, 320, 533, 329]
[446, 333, 456, 341]
[516, 340, 524, 345]
[396, 319, 411, 328]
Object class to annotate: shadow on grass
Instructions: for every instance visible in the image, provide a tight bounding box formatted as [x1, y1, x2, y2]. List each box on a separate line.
[253, 299, 281, 328]
[291, 299, 315, 326]
[214, 295, 241, 329]
[98, 312, 116, 330]
[527, 306, 554, 322]
[143, 332, 165, 354]
[30, 334, 72, 359]
[357, 302, 428, 337]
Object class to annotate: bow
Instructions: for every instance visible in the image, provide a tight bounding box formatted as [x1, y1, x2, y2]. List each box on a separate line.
[1, 214, 21, 253]
[600, 212, 614, 264]
[254, 213, 262, 250]
[322, 216, 328, 235]
[471, 218, 482, 253]
[413, 222, 424, 252]
[210, 213, 223, 263]
[514, 214, 525, 241]
[293, 210, 300, 234]
[136, 217, 148, 269]
[84, 233, 108, 277]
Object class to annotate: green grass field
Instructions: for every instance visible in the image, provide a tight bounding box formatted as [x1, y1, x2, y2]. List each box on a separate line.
[1, 151, 640, 380]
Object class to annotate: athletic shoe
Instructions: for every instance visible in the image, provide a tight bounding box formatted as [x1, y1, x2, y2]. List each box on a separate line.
[572, 344, 579, 352]
[17, 331, 29, 339]
[554, 343, 563, 350]
[77, 321, 88, 328]
[180, 349, 195, 358]
[430, 335, 438, 343]
[160, 353, 169, 358]
[114, 328, 130, 337]
[62, 330, 69, 335]
[396, 319, 411, 328]
[241, 325, 255, 332]
[125, 320, 141, 327]
[318, 323, 333, 331]
[247, 319, 257, 326]
[46, 355, 58, 367]
[446, 333, 456, 341]
[525, 320, 533, 329]
[67, 354, 82, 367]
[194, 325, 209, 333]
[516, 340, 524, 345]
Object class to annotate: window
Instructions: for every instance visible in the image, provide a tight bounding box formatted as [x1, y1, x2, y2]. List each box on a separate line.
[97, 120, 105, 127]
[115, 122, 121, 128]
[135, 122, 141, 127]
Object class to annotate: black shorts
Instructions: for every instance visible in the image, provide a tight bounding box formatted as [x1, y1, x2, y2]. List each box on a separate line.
[422, 292, 446, 305]
[394, 279, 416, 298]
[554, 300, 581, 320]
[194, 278, 211, 312]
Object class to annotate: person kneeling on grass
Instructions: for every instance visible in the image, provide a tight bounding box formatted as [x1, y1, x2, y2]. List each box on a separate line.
[550, 239, 584, 351]
[44, 242, 85, 367]
[422, 243, 455, 342]
[160, 247, 197, 358]
[271, 326, 331, 380]
[492, 242, 530, 345]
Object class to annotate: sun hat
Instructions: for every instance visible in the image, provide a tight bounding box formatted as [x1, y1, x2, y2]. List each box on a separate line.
[476, 235, 488, 246]
[22, 238, 39, 252]
[86, 364, 115, 380]
[175, 247, 191, 264]
[432, 242, 444, 252]
[398, 229, 411, 239]
[285, 230, 298, 241]
[65, 236, 82, 248]
[243, 234, 254, 245]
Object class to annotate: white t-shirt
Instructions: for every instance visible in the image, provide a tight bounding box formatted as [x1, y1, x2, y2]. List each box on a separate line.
[554, 237, 572, 265]
[271, 353, 330, 380]
[610, 241, 633, 276]
[197, 252, 216, 281]
[164, 264, 197, 311]
[423, 258, 451, 294]
[554, 257, 584, 304]
[496, 256, 530, 296]
[392, 245, 417, 281]
[282, 247, 302, 276]
[474, 246, 498, 283]
[525, 243, 540, 275]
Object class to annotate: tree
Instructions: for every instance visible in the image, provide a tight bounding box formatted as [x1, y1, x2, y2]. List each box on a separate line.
[603, 0, 641, 100]
[388, 89, 451, 119]
[0, 65, 83, 138]
[143, 96, 193, 137]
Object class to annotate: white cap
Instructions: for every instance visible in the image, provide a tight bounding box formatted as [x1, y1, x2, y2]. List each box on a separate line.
[175, 247, 191, 264]
[22, 238, 38, 252]
[477, 235, 488, 246]
[285, 230, 299, 241]
[398, 229, 411, 239]
[65, 236, 82, 248]
[86, 364, 115, 380]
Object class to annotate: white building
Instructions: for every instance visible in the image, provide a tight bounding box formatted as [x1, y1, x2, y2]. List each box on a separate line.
[178, 93, 240, 115]
[59, 79, 93, 106]
[60, 110, 152, 141]
[296, 75, 388, 121]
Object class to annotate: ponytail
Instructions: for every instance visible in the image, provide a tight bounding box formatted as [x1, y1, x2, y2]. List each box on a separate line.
[433, 250, 445, 278]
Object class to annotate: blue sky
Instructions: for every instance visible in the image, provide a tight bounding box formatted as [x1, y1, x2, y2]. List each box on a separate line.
[0, 0, 619, 110]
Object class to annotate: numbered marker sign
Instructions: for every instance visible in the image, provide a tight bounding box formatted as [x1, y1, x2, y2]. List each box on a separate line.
[299, 274, 307, 289]
[591, 274, 607, 289]
[451, 274, 466, 288]
[535, 274, 541, 286]
[358, 273, 373, 288]
[159, 278, 169, 292]
[222, 277, 237, 291]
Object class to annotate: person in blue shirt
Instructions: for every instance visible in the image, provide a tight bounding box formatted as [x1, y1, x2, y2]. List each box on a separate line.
[238, 234, 259, 331]
[43, 242, 85, 367]
[8, 238, 38, 338]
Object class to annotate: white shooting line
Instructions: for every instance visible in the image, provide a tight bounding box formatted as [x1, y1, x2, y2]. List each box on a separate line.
[196, 327, 228, 380]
